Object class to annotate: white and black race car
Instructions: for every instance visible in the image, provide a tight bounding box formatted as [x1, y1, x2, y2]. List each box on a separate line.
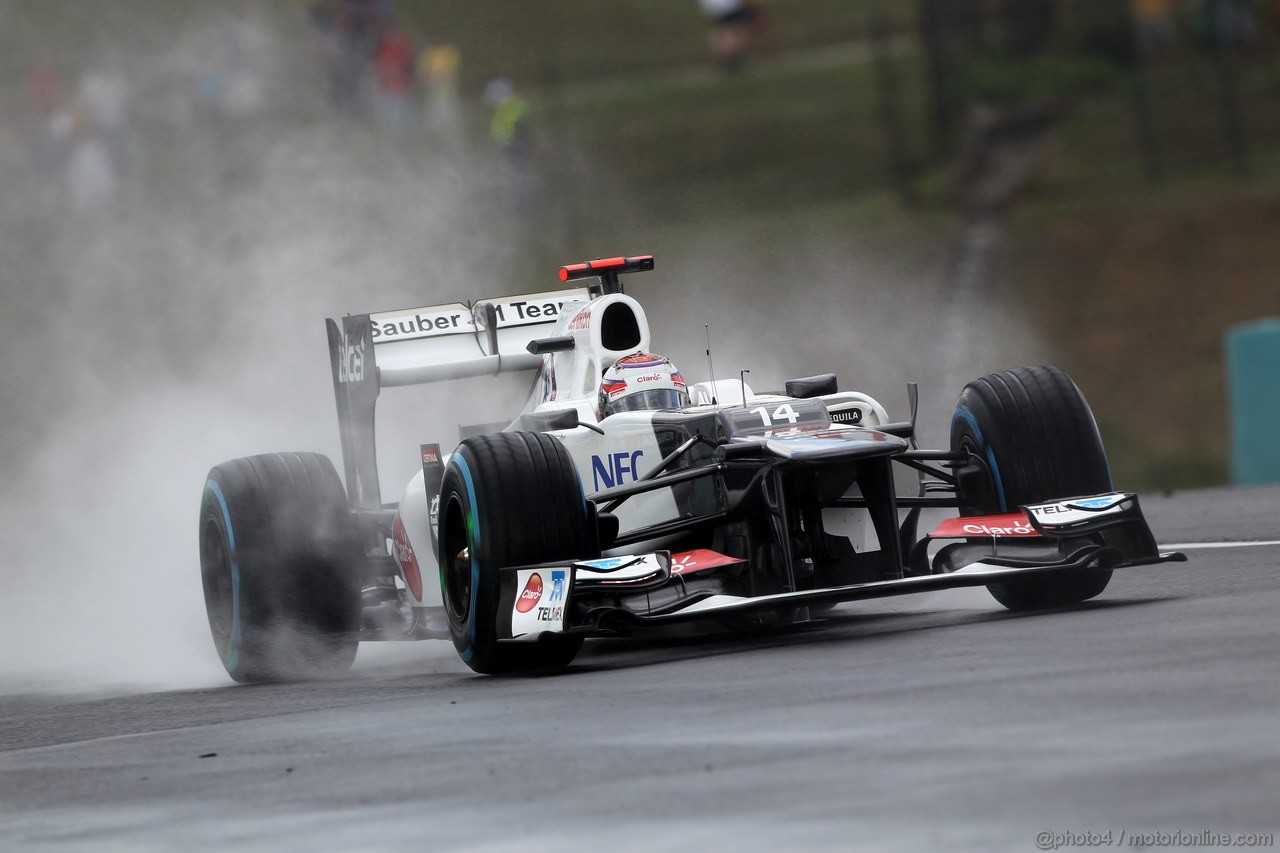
[198, 255, 1183, 680]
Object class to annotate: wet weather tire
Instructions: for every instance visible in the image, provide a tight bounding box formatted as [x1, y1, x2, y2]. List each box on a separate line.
[950, 365, 1114, 610]
[199, 452, 362, 682]
[439, 432, 591, 674]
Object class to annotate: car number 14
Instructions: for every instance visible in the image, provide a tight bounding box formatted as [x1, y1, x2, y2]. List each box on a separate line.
[750, 404, 800, 427]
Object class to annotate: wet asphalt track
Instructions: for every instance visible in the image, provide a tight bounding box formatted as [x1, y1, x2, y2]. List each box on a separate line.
[2, 486, 1278, 852]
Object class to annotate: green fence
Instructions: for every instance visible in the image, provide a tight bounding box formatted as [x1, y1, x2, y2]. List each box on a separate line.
[1227, 318, 1280, 485]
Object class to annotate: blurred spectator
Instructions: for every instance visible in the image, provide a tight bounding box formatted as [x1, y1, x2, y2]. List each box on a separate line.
[62, 106, 117, 215]
[307, 0, 395, 119]
[485, 78, 536, 213]
[76, 49, 132, 171]
[307, 1, 345, 109]
[24, 58, 65, 122]
[22, 58, 68, 180]
[196, 70, 227, 121]
[337, 0, 391, 118]
[486, 79, 529, 149]
[371, 23, 417, 132]
[697, 0, 767, 71]
[222, 8, 270, 120]
[418, 42, 462, 143]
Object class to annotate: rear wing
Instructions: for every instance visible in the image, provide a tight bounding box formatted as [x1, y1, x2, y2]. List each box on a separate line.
[326, 288, 590, 509]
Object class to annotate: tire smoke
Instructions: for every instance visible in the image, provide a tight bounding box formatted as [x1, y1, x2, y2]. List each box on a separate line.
[0, 7, 509, 692]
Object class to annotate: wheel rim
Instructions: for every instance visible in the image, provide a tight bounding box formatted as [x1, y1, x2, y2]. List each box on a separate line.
[441, 492, 472, 622]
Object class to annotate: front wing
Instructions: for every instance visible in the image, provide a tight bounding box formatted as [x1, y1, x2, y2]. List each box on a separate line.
[494, 492, 1185, 639]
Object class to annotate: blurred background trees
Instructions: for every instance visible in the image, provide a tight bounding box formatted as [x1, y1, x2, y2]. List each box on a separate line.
[2, 0, 1278, 490]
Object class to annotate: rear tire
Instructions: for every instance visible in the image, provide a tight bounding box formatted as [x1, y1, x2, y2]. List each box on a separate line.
[199, 452, 362, 682]
[950, 365, 1114, 610]
[439, 432, 591, 674]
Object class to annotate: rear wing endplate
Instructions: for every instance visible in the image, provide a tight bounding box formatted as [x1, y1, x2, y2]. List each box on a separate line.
[326, 288, 590, 509]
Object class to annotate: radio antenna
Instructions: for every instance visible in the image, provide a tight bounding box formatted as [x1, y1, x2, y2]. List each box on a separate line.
[704, 324, 717, 404]
[740, 369, 751, 406]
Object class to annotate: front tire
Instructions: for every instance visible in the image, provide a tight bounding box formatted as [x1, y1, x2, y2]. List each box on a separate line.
[950, 365, 1114, 610]
[199, 452, 362, 682]
[439, 432, 591, 674]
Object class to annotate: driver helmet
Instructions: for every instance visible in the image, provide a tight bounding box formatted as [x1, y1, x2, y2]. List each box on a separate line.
[598, 352, 688, 418]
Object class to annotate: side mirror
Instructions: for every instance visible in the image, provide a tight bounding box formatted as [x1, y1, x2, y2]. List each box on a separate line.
[594, 511, 620, 550]
[511, 408, 605, 435]
[527, 336, 576, 354]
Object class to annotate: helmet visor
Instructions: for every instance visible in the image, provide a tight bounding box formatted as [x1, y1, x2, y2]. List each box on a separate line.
[606, 388, 688, 415]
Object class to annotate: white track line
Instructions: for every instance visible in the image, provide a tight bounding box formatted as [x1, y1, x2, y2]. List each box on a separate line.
[1162, 540, 1280, 550]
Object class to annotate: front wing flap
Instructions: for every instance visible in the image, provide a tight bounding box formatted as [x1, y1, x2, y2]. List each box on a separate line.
[916, 491, 1179, 576]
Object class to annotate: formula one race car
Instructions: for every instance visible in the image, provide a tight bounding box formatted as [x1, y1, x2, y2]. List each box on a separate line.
[198, 255, 1183, 681]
